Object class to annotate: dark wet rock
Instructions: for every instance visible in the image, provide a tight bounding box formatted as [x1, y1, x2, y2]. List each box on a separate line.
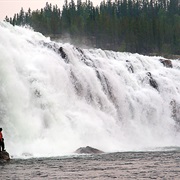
[34, 89, 41, 98]
[76, 47, 84, 54]
[0, 151, 10, 162]
[126, 60, 134, 73]
[147, 72, 158, 90]
[59, 47, 69, 63]
[59, 47, 66, 59]
[149, 78, 158, 90]
[40, 41, 69, 63]
[75, 146, 104, 154]
[160, 59, 173, 68]
[76, 47, 95, 67]
[41, 41, 59, 53]
[70, 70, 83, 96]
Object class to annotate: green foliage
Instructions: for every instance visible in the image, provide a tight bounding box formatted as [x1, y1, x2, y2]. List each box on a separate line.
[5, 0, 180, 55]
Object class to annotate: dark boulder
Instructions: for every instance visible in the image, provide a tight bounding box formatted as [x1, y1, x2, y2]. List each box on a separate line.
[75, 146, 104, 154]
[59, 47, 69, 63]
[0, 151, 10, 162]
[59, 47, 66, 58]
[160, 59, 173, 68]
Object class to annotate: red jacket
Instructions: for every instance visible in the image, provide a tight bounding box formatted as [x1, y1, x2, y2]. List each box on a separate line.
[0, 132, 2, 141]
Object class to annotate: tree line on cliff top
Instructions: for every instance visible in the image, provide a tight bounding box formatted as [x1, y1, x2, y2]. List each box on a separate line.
[5, 0, 180, 55]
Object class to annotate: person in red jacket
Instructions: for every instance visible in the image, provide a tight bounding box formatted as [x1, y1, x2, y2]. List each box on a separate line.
[0, 128, 5, 152]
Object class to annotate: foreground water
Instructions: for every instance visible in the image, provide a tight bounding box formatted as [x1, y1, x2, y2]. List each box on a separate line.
[1, 150, 180, 179]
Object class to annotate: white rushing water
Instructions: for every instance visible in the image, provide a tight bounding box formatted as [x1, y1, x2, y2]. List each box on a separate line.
[0, 22, 180, 158]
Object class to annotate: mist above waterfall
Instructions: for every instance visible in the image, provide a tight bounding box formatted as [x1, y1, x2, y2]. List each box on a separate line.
[0, 22, 180, 158]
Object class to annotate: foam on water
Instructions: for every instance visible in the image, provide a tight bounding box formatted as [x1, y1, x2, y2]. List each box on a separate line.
[0, 22, 180, 158]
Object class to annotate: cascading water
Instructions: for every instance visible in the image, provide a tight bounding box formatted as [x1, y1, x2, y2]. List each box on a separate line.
[0, 22, 180, 158]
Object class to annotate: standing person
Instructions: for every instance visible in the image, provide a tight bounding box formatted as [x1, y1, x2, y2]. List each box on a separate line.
[0, 128, 5, 152]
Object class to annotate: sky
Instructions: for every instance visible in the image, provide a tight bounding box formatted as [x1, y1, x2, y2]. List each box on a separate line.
[0, 0, 103, 20]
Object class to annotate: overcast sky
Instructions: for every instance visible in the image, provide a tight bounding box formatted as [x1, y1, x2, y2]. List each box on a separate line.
[0, 0, 103, 20]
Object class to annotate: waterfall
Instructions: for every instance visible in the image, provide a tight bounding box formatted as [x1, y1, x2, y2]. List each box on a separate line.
[0, 22, 180, 157]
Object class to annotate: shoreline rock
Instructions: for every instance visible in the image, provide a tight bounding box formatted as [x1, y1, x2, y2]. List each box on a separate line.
[0, 151, 10, 162]
[75, 146, 104, 154]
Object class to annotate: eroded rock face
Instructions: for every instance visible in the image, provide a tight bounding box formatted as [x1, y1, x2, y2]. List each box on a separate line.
[160, 59, 173, 68]
[0, 151, 10, 162]
[75, 146, 104, 154]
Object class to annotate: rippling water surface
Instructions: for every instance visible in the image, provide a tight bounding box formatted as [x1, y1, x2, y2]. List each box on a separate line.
[1, 151, 180, 179]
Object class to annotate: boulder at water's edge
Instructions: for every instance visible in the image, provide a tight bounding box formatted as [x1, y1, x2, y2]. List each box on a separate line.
[75, 146, 104, 154]
[0, 151, 10, 162]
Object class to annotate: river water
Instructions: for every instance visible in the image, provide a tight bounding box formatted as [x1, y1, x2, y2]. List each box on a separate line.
[1, 150, 180, 179]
